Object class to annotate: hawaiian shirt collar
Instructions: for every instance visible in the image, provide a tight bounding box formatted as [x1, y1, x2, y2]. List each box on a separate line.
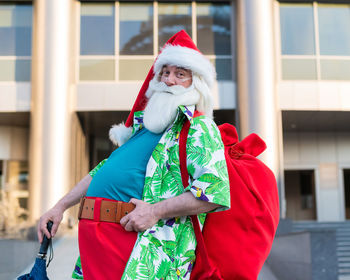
[133, 111, 144, 127]
[131, 111, 144, 135]
[178, 105, 196, 122]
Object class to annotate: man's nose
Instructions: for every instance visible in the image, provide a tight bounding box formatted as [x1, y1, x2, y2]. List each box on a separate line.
[165, 72, 176, 86]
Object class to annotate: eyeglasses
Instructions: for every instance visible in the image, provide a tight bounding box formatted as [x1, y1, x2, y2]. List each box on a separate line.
[160, 67, 192, 83]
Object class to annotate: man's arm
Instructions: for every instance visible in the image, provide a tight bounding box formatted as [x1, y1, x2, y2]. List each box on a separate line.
[37, 174, 92, 242]
[120, 192, 219, 232]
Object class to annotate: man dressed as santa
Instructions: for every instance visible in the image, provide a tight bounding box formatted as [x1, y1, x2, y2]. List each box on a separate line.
[38, 30, 230, 280]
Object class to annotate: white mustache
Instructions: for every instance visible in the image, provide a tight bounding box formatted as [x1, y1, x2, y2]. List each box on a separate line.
[143, 83, 200, 134]
[147, 80, 195, 97]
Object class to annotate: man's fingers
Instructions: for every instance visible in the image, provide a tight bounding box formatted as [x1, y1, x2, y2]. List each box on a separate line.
[38, 218, 49, 242]
[51, 222, 58, 238]
[38, 225, 50, 243]
[121, 214, 140, 232]
[38, 218, 59, 243]
[120, 215, 127, 227]
[129, 198, 139, 205]
[124, 224, 133, 232]
[43, 228, 51, 239]
[37, 207, 64, 243]
[123, 218, 134, 232]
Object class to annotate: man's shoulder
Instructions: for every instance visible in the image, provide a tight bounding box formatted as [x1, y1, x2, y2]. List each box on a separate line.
[188, 114, 223, 144]
[191, 114, 218, 129]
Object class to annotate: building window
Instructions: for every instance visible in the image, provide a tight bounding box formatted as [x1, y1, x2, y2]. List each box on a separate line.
[318, 4, 350, 56]
[80, 58, 115, 81]
[197, 3, 232, 80]
[280, 4, 315, 56]
[158, 3, 192, 46]
[119, 2, 154, 80]
[79, 2, 234, 82]
[80, 4, 115, 55]
[119, 3, 154, 55]
[0, 4, 32, 82]
[279, 2, 350, 81]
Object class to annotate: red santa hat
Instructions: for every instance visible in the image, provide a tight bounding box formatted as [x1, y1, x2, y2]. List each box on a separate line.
[109, 30, 216, 146]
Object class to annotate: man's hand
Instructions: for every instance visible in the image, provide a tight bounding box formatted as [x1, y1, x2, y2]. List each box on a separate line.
[120, 199, 159, 232]
[37, 205, 64, 243]
[36, 174, 92, 243]
[120, 193, 219, 232]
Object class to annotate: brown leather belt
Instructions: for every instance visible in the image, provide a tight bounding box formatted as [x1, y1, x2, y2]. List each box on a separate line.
[78, 197, 135, 223]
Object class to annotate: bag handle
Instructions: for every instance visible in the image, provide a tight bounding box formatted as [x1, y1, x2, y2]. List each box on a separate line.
[179, 114, 215, 275]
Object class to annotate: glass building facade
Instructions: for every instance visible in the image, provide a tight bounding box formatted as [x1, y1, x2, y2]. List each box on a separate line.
[0, 4, 32, 82]
[0, 1, 350, 278]
[79, 2, 233, 81]
[0, 0, 349, 234]
[280, 3, 350, 80]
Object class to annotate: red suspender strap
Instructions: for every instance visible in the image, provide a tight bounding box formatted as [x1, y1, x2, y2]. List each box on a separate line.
[179, 110, 203, 188]
[179, 113, 216, 278]
[179, 119, 191, 188]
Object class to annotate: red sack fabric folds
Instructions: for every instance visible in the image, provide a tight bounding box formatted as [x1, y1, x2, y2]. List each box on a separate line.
[184, 123, 279, 280]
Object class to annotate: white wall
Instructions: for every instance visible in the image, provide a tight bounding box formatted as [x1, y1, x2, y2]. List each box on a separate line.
[76, 81, 236, 111]
[279, 81, 350, 111]
[0, 80, 236, 113]
[284, 131, 350, 221]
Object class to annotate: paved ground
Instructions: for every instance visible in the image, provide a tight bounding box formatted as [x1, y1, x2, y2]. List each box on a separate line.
[258, 264, 279, 280]
[46, 229, 80, 280]
[6, 227, 276, 280]
[0, 238, 38, 279]
[12, 228, 79, 280]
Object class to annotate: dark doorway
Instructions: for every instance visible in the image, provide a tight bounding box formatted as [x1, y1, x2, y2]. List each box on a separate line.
[0, 160, 2, 194]
[285, 170, 316, 221]
[344, 169, 350, 220]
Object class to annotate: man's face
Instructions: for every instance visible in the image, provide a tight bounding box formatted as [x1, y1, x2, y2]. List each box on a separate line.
[160, 65, 192, 88]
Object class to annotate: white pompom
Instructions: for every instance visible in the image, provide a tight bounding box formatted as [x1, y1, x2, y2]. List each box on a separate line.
[109, 123, 132, 146]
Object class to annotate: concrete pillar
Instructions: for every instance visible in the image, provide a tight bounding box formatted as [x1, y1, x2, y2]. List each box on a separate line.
[29, 0, 75, 222]
[236, 0, 285, 216]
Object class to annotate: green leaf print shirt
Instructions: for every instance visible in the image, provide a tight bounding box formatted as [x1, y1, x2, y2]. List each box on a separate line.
[75, 105, 230, 280]
[122, 105, 230, 280]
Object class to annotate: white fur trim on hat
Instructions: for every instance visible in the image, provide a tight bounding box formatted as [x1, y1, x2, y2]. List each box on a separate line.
[109, 123, 132, 146]
[154, 45, 216, 88]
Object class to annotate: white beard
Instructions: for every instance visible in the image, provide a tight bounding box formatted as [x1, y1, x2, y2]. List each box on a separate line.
[143, 79, 200, 134]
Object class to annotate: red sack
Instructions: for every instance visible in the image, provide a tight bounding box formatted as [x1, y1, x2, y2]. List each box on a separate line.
[180, 120, 280, 280]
